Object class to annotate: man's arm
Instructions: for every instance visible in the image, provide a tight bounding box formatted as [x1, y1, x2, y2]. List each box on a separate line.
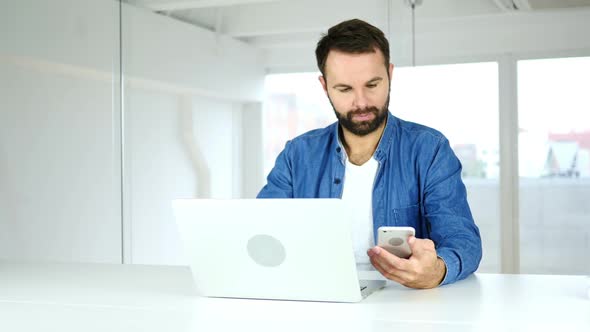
[257, 141, 294, 199]
[422, 136, 483, 285]
[367, 136, 481, 288]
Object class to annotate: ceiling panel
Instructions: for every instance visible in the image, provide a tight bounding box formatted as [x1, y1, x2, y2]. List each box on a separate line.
[527, 0, 590, 9]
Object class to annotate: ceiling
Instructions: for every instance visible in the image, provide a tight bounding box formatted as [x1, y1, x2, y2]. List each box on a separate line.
[124, 0, 590, 71]
[125, 0, 590, 46]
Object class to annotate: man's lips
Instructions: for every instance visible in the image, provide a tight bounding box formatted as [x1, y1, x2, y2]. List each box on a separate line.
[351, 112, 375, 121]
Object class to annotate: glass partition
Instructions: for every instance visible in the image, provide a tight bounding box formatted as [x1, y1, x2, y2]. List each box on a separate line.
[0, 0, 122, 263]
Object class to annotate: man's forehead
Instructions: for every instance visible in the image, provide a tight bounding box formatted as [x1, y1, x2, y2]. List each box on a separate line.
[324, 49, 388, 83]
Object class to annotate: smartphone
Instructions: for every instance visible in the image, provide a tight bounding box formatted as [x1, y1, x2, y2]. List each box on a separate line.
[377, 226, 415, 258]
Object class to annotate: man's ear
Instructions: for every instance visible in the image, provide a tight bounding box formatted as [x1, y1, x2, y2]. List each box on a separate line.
[389, 63, 394, 79]
[318, 75, 328, 95]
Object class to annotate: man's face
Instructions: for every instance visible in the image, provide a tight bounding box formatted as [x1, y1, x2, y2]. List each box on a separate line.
[319, 49, 393, 137]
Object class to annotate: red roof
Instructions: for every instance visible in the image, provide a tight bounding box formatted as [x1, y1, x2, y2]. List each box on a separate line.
[548, 131, 590, 150]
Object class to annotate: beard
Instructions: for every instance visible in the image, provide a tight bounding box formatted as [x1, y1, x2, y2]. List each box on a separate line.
[329, 95, 389, 137]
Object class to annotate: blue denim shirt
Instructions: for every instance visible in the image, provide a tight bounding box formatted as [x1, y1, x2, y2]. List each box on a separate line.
[257, 113, 482, 286]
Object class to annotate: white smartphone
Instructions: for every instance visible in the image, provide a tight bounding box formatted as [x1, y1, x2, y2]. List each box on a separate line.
[377, 226, 415, 259]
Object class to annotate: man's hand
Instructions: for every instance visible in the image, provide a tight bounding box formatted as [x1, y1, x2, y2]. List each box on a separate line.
[367, 236, 446, 289]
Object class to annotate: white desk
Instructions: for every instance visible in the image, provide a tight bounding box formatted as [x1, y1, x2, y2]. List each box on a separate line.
[0, 262, 588, 331]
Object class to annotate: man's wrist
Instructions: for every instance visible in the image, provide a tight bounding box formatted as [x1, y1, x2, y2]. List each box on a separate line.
[434, 257, 447, 287]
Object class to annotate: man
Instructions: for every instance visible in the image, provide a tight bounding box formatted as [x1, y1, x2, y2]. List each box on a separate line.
[257, 19, 482, 289]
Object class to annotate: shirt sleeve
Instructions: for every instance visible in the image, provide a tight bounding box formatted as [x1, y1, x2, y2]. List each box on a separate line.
[256, 140, 294, 199]
[423, 137, 483, 286]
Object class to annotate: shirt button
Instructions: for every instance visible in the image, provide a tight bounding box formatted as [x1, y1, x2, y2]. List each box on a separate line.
[334, 178, 341, 184]
[336, 147, 341, 153]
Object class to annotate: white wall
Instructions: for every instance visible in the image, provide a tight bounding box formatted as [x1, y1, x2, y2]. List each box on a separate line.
[0, 0, 265, 264]
[0, 0, 121, 263]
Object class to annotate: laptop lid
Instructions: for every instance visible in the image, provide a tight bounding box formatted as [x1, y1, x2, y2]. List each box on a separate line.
[172, 198, 365, 302]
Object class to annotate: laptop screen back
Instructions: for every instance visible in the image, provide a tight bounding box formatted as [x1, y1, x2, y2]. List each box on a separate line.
[173, 198, 363, 302]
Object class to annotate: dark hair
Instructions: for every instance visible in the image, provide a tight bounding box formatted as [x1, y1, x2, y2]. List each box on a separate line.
[315, 19, 390, 77]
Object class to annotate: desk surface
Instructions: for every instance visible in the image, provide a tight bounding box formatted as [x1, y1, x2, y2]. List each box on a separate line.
[0, 262, 588, 332]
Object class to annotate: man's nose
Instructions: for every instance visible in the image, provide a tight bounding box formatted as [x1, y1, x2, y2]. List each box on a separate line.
[352, 90, 369, 110]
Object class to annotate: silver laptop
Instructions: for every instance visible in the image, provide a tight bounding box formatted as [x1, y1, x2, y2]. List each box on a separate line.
[172, 198, 385, 303]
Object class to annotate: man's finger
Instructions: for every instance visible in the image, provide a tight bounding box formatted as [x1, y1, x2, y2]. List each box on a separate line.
[408, 236, 435, 259]
[368, 246, 412, 274]
[368, 246, 410, 270]
[408, 236, 420, 257]
[369, 253, 396, 277]
[369, 256, 407, 285]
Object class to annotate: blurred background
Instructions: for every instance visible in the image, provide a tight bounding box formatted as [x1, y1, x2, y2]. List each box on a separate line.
[0, 0, 589, 275]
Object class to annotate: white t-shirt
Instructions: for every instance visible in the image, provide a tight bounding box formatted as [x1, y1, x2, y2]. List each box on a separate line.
[340, 157, 379, 264]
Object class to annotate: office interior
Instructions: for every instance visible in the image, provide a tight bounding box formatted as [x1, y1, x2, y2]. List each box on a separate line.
[1, 0, 589, 287]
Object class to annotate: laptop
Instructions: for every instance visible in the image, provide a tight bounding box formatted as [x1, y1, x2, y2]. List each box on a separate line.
[172, 198, 386, 303]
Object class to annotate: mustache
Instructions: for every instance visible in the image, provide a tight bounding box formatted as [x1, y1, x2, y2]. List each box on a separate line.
[347, 107, 379, 118]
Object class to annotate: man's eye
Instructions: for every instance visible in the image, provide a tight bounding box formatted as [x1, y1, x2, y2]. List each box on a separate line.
[367, 84, 377, 88]
[338, 88, 351, 92]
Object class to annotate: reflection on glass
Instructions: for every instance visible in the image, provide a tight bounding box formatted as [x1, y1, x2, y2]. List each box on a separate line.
[263, 62, 500, 272]
[518, 56, 590, 275]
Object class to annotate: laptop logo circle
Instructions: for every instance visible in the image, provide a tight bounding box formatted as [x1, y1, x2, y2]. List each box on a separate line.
[247, 234, 286, 267]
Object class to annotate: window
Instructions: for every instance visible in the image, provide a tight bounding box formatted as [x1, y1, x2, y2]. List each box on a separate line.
[518, 56, 590, 274]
